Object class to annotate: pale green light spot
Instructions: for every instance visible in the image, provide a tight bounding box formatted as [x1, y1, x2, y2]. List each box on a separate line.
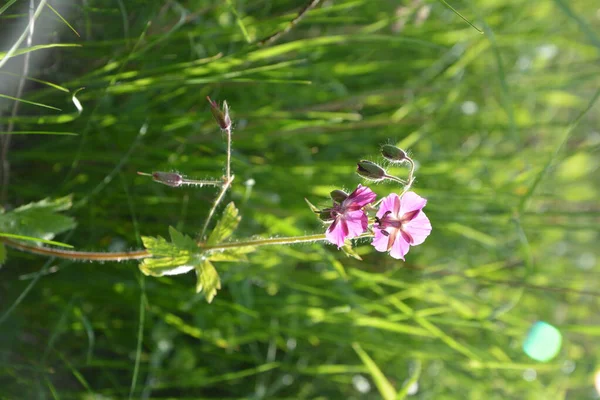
[523, 321, 562, 362]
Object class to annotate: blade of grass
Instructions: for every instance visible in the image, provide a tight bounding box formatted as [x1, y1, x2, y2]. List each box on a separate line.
[0, 0, 18, 15]
[46, 2, 80, 37]
[396, 360, 421, 400]
[0, 71, 69, 92]
[518, 87, 600, 212]
[0, 93, 61, 111]
[352, 342, 397, 400]
[0, 233, 74, 248]
[0, 131, 78, 135]
[226, 0, 252, 43]
[552, 0, 600, 52]
[438, 0, 482, 33]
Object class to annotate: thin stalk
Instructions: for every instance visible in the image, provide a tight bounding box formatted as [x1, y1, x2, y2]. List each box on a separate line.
[199, 176, 234, 239]
[226, 126, 232, 180]
[0, 233, 332, 262]
[258, 0, 321, 46]
[401, 158, 416, 195]
[383, 174, 407, 186]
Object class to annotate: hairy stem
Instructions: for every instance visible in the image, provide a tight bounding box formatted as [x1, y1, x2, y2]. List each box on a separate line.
[199, 176, 234, 240]
[226, 126, 232, 181]
[0, 233, 332, 263]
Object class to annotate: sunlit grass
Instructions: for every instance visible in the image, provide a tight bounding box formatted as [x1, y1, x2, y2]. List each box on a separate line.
[1, 0, 599, 399]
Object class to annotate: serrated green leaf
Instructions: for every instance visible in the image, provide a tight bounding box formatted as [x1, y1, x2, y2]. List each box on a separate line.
[169, 226, 198, 252]
[0, 195, 75, 240]
[0, 243, 6, 266]
[12, 195, 73, 213]
[207, 202, 241, 245]
[208, 246, 255, 262]
[195, 259, 221, 303]
[140, 232, 197, 277]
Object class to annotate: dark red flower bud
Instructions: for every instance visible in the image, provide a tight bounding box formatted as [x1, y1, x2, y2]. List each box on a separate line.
[318, 209, 335, 222]
[151, 171, 183, 187]
[207, 96, 231, 131]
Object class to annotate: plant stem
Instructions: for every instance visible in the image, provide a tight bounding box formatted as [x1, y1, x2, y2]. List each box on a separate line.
[199, 175, 234, 240]
[226, 125, 232, 181]
[383, 174, 407, 185]
[402, 157, 416, 194]
[0, 233, 333, 263]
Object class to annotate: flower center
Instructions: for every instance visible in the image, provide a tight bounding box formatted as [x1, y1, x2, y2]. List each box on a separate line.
[375, 211, 415, 245]
[376, 211, 402, 230]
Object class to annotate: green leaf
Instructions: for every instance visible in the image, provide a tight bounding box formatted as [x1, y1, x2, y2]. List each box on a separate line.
[169, 226, 198, 252]
[207, 202, 241, 245]
[195, 259, 221, 303]
[139, 227, 199, 277]
[0, 195, 75, 240]
[208, 246, 255, 262]
[0, 243, 6, 267]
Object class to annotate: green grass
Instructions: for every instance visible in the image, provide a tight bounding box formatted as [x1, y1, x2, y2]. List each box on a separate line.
[1, 0, 599, 398]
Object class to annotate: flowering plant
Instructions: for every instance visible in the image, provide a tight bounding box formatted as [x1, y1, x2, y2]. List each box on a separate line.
[0, 99, 431, 303]
[309, 146, 431, 260]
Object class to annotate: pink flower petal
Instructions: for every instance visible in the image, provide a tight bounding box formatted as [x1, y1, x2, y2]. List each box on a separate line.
[403, 211, 432, 245]
[346, 184, 377, 208]
[372, 227, 392, 252]
[326, 218, 347, 248]
[399, 191, 427, 216]
[376, 193, 400, 219]
[389, 232, 410, 260]
[344, 209, 369, 239]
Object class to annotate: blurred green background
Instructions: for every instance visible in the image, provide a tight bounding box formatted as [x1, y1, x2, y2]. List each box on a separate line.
[1, 0, 599, 398]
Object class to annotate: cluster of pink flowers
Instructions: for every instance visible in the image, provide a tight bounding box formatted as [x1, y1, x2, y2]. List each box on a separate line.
[323, 184, 431, 260]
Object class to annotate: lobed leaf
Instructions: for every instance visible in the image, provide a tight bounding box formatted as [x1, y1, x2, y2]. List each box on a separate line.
[140, 228, 199, 277]
[208, 246, 255, 262]
[0, 195, 75, 240]
[195, 259, 221, 303]
[206, 202, 241, 245]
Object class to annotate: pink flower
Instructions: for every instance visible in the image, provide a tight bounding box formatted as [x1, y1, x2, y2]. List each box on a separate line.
[325, 184, 377, 248]
[372, 191, 431, 260]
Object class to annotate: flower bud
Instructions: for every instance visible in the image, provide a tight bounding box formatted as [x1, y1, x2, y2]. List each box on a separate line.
[152, 171, 183, 187]
[318, 209, 335, 222]
[330, 190, 348, 203]
[381, 144, 407, 163]
[207, 96, 231, 131]
[356, 160, 386, 181]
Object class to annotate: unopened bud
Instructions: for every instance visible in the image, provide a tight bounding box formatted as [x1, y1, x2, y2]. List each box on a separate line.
[330, 190, 348, 203]
[318, 209, 334, 222]
[151, 171, 183, 187]
[381, 145, 407, 163]
[356, 160, 386, 181]
[207, 96, 231, 130]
